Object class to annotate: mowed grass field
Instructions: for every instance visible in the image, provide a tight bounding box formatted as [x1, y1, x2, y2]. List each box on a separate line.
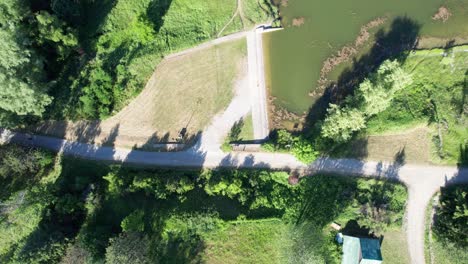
[381, 229, 411, 264]
[202, 219, 410, 264]
[35, 39, 248, 148]
[334, 126, 431, 164]
[203, 219, 289, 264]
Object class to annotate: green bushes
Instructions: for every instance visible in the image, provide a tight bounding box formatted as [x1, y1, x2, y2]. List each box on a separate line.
[366, 48, 468, 163]
[321, 105, 366, 142]
[264, 129, 319, 163]
[321, 60, 412, 142]
[0, 151, 407, 263]
[0, 144, 58, 263]
[105, 232, 151, 264]
[0, 144, 55, 200]
[434, 185, 468, 247]
[291, 138, 319, 163]
[0, 0, 275, 122]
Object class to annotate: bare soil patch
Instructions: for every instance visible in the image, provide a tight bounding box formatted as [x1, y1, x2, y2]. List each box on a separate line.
[34, 39, 248, 149]
[432, 6, 452, 23]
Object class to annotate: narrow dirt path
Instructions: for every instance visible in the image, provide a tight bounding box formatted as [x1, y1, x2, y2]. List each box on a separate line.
[165, 31, 248, 60]
[217, 0, 243, 37]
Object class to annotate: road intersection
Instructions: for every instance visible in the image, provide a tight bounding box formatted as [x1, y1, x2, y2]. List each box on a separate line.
[2, 127, 467, 264]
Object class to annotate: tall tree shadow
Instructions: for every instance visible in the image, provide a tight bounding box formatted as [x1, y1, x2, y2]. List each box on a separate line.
[303, 17, 421, 131]
[147, 0, 173, 32]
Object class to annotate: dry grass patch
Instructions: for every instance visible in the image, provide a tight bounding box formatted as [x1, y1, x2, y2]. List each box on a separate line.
[337, 126, 431, 163]
[381, 229, 410, 264]
[34, 39, 248, 149]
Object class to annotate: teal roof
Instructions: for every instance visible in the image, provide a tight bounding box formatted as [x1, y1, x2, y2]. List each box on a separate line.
[359, 238, 383, 262]
[342, 236, 360, 264]
[342, 235, 383, 264]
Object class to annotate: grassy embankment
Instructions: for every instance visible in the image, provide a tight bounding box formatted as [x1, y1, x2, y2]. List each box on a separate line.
[36, 38, 248, 148]
[42, 0, 277, 120]
[334, 46, 467, 165]
[0, 144, 408, 263]
[23, 0, 275, 147]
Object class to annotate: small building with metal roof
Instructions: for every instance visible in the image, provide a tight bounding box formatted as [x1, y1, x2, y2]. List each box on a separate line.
[342, 235, 383, 264]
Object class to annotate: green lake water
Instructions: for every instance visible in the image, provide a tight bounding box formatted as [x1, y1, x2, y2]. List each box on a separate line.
[264, 0, 468, 114]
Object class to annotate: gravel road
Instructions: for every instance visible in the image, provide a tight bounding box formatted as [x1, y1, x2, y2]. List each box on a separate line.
[2, 128, 467, 264]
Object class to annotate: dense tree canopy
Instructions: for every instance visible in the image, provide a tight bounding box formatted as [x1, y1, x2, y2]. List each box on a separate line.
[321, 59, 412, 142]
[0, 0, 277, 123]
[321, 105, 367, 143]
[434, 185, 468, 247]
[0, 143, 407, 263]
[356, 60, 412, 116]
[0, 0, 52, 121]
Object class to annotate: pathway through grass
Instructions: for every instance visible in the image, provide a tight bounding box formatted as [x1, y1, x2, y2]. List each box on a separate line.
[35, 39, 248, 149]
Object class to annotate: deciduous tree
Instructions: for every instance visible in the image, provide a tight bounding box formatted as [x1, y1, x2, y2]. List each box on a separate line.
[321, 104, 366, 142]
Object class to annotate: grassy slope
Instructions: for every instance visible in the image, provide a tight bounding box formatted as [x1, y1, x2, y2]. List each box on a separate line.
[336, 46, 467, 164]
[126, 0, 276, 106]
[145, 39, 247, 139]
[51, 0, 275, 119]
[429, 236, 468, 264]
[93, 0, 237, 117]
[370, 47, 467, 164]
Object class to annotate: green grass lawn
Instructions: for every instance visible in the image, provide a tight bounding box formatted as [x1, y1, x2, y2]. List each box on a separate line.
[238, 112, 254, 141]
[222, 112, 255, 151]
[381, 228, 410, 264]
[203, 219, 289, 264]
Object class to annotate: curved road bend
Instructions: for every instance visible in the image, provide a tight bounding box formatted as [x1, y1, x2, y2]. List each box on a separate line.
[2, 128, 467, 264]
